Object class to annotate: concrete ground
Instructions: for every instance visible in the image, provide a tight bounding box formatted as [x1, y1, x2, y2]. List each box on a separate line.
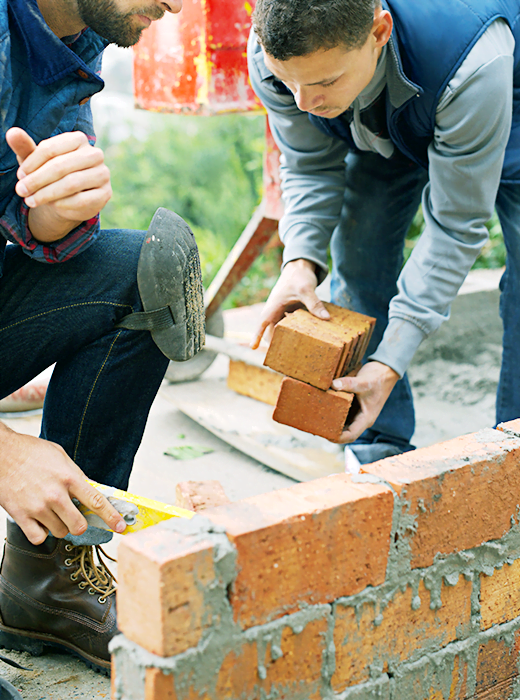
[0, 42, 506, 700]
[0, 312, 296, 698]
[0, 393, 295, 699]
[0, 269, 504, 698]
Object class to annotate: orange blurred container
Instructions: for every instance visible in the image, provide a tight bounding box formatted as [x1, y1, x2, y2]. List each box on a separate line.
[133, 0, 263, 115]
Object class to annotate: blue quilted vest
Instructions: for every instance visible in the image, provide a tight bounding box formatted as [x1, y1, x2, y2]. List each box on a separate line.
[309, 0, 520, 182]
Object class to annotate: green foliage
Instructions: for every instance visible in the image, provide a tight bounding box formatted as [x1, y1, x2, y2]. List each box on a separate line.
[99, 113, 267, 302]
[473, 213, 506, 269]
[101, 113, 506, 310]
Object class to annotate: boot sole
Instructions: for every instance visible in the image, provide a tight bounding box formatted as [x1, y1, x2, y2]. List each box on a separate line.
[0, 621, 111, 676]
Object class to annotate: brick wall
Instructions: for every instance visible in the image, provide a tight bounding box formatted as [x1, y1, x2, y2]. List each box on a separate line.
[111, 420, 520, 700]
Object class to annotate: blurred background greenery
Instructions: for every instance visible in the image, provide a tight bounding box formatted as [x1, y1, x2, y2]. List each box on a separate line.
[99, 113, 506, 308]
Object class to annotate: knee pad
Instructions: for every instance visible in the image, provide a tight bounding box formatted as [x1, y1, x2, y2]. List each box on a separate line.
[116, 208, 205, 362]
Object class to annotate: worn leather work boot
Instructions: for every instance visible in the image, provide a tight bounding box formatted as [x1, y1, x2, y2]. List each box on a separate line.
[0, 520, 117, 674]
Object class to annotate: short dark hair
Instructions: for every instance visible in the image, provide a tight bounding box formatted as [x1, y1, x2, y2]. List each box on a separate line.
[253, 0, 380, 60]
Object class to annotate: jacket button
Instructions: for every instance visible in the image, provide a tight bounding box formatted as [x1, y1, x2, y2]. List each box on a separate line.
[79, 97, 91, 105]
[77, 69, 89, 79]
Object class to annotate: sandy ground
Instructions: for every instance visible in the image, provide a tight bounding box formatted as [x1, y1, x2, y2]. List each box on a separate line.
[0, 269, 504, 698]
[0, 45, 506, 698]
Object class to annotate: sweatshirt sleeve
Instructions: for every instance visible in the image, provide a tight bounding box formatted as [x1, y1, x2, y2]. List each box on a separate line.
[370, 20, 514, 377]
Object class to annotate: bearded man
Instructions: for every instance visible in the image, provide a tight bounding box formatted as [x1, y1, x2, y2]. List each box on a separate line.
[0, 0, 187, 674]
[248, 0, 520, 464]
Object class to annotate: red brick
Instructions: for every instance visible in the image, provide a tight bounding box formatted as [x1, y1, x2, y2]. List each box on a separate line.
[117, 525, 216, 656]
[227, 359, 283, 405]
[205, 474, 393, 628]
[264, 302, 375, 390]
[145, 668, 176, 700]
[273, 376, 354, 442]
[393, 654, 468, 699]
[332, 578, 472, 690]
[163, 616, 327, 700]
[497, 419, 520, 438]
[361, 430, 520, 568]
[475, 632, 520, 698]
[175, 480, 230, 512]
[111, 658, 116, 700]
[480, 559, 520, 630]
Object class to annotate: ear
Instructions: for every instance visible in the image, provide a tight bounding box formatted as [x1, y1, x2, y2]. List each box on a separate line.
[372, 8, 393, 48]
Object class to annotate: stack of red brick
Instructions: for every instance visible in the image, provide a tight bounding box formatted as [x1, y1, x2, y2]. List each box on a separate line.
[264, 302, 375, 441]
[111, 419, 520, 700]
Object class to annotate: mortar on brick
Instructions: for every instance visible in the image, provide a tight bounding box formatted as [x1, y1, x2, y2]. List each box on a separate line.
[116, 515, 237, 657]
[114, 571, 520, 700]
[498, 418, 520, 438]
[112, 606, 334, 700]
[336, 675, 390, 700]
[327, 512, 520, 695]
[360, 428, 520, 569]
[113, 427, 520, 700]
[331, 577, 473, 690]
[386, 618, 520, 699]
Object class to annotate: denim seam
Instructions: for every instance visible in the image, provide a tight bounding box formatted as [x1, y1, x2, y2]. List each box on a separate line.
[0, 301, 132, 334]
[73, 330, 122, 463]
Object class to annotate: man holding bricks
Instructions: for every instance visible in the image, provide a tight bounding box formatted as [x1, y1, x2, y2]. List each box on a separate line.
[248, 0, 519, 463]
[0, 0, 195, 676]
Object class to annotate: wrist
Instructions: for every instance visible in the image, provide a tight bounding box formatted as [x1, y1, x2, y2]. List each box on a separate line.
[28, 206, 82, 243]
[285, 258, 317, 271]
[368, 360, 400, 383]
[0, 421, 12, 437]
[284, 258, 319, 281]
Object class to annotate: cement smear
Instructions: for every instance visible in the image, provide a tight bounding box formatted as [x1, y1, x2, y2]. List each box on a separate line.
[112, 484, 520, 700]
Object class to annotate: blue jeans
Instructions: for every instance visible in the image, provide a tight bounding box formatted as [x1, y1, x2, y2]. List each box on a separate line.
[496, 183, 520, 424]
[330, 150, 520, 455]
[0, 229, 169, 491]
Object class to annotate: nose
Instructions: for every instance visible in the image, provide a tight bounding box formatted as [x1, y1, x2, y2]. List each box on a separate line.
[294, 86, 323, 113]
[160, 0, 182, 13]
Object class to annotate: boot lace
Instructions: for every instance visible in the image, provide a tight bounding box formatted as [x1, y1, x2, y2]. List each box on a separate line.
[64, 543, 117, 604]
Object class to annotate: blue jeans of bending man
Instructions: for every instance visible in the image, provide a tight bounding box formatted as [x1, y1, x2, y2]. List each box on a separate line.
[330, 150, 519, 463]
[0, 229, 170, 540]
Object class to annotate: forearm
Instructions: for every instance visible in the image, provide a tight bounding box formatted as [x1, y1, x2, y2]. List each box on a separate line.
[0, 197, 101, 262]
[278, 157, 347, 279]
[372, 41, 513, 377]
[0, 420, 24, 474]
[28, 206, 82, 242]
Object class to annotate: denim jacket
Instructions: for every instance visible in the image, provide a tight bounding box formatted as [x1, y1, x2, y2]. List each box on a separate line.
[0, 0, 108, 275]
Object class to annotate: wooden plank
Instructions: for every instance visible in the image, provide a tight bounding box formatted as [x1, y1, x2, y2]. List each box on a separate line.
[160, 379, 345, 483]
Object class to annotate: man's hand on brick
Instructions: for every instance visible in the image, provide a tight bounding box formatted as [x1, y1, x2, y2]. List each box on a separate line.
[6, 127, 112, 243]
[0, 423, 126, 545]
[251, 258, 330, 349]
[332, 361, 400, 444]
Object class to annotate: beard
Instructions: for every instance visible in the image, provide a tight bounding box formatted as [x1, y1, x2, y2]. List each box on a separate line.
[77, 0, 164, 47]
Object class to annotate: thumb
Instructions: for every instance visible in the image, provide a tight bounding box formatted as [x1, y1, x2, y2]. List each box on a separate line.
[6, 127, 37, 165]
[301, 292, 330, 321]
[332, 375, 359, 392]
